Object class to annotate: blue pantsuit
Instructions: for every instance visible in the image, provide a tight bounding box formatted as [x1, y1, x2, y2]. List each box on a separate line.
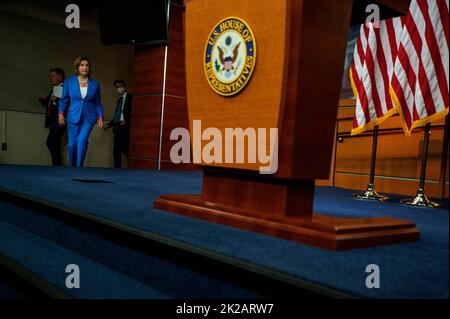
[59, 75, 104, 167]
[67, 118, 94, 167]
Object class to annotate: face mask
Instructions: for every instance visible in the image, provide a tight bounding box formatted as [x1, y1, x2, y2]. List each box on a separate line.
[116, 87, 125, 95]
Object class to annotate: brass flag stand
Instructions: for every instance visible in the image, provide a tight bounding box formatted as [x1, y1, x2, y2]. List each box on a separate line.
[400, 123, 441, 208]
[353, 125, 389, 201]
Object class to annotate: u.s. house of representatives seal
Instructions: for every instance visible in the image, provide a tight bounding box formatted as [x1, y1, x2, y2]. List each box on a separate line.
[204, 17, 256, 97]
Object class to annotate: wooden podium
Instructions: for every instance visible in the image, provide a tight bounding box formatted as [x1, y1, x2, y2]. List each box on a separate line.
[154, 0, 419, 250]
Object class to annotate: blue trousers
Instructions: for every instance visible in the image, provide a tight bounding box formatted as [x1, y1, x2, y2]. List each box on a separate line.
[67, 120, 94, 167]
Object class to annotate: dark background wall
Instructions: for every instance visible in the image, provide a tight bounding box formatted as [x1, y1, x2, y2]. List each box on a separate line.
[128, 0, 192, 170]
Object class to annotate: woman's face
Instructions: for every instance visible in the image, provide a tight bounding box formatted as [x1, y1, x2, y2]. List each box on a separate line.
[78, 60, 90, 76]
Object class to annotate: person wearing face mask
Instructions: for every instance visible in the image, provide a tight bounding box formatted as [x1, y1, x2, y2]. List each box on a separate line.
[105, 79, 133, 168]
[58, 56, 104, 167]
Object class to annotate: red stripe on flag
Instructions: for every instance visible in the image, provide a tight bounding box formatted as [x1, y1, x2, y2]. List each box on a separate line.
[385, 19, 399, 65]
[392, 74, 413, 128]
[374, 27, 394, 110]
[404, 13, 436, 117]
[357, 26, 375, 125]
[356, 30, 366, 66]
[351, 63, 371, 126]
[353, 115, 359, 130]
[412, 103, 420, 122]
[438, 0, 449, 50]
[417, 0, 449, 108]
[396, 43, 419, 123]
[364, 26, 384, 118]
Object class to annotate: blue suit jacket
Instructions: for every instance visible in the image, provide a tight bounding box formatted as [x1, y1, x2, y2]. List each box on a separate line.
[58, 75, 104, 124]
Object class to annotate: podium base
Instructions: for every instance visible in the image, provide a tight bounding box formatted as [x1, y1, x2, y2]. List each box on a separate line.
[400, 189, 442, 208]
[154, 194, 420, 251]
[353, 184, 389, 202]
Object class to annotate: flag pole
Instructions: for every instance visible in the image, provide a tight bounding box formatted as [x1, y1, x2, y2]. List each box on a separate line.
[400, 123, 441, 208]
[353, 125, 389, 201]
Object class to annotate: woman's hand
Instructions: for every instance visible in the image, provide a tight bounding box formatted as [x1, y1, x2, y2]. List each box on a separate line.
[58, 114, 65, 126]
[97, 118, 104, 129]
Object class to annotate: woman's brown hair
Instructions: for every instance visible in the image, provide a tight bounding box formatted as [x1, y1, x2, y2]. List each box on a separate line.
[73, 56, 92, 76]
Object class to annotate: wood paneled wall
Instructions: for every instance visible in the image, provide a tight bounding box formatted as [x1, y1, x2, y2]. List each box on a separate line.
[128, 1, 193, 170]
[317, 102, 449, 199]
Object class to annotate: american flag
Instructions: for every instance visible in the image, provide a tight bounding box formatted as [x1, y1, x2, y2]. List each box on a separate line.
[390, 0, 449, 136]
[350, 17, 405, 135]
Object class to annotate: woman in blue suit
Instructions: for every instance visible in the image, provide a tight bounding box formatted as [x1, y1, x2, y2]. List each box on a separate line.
[58, 57, 104, 167]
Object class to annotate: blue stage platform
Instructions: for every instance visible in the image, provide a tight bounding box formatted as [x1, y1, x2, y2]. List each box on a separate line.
[0, 165, 448, 298]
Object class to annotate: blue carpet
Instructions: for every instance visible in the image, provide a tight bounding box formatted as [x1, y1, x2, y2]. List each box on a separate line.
[0, 200, 262, 299]
[0, 165, 448, 298]
[0, 220, 171, 299]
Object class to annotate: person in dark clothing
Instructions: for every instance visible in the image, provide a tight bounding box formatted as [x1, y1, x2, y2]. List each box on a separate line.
[38, 68, 66, 166]
[105, 79, 132, 168]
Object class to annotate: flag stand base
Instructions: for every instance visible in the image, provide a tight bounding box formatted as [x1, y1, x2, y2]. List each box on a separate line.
[400, 124, 441, 208]
[353, 183, 389, 201]
[352, 126, 389, 202]
[400, 188, 441, 208]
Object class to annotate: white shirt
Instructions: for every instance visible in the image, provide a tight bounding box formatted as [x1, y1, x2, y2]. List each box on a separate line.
[80, 86, 87, 100]
[119, 92, 127, 121]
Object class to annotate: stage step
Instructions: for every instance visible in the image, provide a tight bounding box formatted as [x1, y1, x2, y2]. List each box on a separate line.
[0, 188, 344, 298]
[0, 220, 170, 298]
[0, 196, 274, 298]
